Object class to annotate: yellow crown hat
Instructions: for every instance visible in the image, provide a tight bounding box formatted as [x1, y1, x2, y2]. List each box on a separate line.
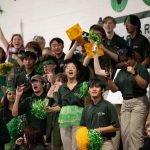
[66, 24, 84, 44]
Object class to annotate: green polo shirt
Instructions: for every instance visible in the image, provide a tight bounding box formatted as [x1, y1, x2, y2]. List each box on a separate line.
[126, 34, 150, 61]
[104, 33, 126, 78]
[55, 52, 65, 72]
[18, 92, 47, 134]
[114, 63, 150, 98]
[15, 69, 37, 87]
[57, 82, 84, 107]
[80, 97, 120, 138]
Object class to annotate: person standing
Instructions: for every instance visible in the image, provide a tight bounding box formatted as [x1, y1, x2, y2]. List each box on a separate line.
[49, 38, 65, 72]
[102, 16, 126, 78]
[57, 59, 85, 150]
[12, 75, 47, 134]
[124, 14, 150, 67]
[80, 78, 120, 150]
[107, 48, 150, 150]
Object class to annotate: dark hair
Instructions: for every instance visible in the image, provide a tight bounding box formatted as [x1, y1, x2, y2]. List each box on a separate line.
[2, 94, 10, 121]
[2, 90, 16, 121]
[22, 51, 37, 60]
[89, 78, 106, 90]
[118, 47, 134, 58]
[24, 127, 45, 148]
[25, 41, 42, 56]
[49, 37, 64, 47]
[64, 59, 79, 71]
[0, 47, 6, 63]
[10, 34, 24, 47]
[124, 15, 141, 34]
[102, 16, 116, 24]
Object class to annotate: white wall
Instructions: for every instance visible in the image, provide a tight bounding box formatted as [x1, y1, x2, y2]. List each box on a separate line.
[0, 0, 149, 52]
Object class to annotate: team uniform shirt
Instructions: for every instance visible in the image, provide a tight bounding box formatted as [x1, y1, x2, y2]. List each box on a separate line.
[104, 33, 126, 78]
[18, 92, 47, 134]
[58, 82, 84, 128]
[114, 63, 150, 99]
[57, 82, 84, 107]
[126, 34, 150, 67]
[80, 97, 120, 138]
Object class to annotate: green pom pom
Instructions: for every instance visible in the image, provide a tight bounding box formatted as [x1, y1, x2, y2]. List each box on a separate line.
[0, 62, 14, 75]
[80, 82, 88, 98]
[31, 99, 48, 119]
[7, 115, 27, 140]
[88, 30, 102, 46]
[88, 129, 103, 150]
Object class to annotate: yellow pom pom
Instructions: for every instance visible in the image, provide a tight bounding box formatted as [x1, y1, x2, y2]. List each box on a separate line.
[84, 43, 104, 59]
[76, 127, 89, 150]
[0, 62, 14, 75]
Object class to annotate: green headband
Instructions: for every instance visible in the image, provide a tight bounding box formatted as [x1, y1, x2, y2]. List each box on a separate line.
[6, 86, 16, 93]
[43, 59, 56, 65]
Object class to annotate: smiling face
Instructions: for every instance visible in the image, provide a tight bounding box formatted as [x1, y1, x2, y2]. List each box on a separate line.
[11, 35, 23, 49]
[89, 85, 102, 99]
[7, 91, 16, 103]
[64, 63, 78, 80]
[50, 40, 63, 56]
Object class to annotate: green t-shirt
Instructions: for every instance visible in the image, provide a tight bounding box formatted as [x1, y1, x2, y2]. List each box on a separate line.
[18, 92, 47, 134]
[57, 82, 84, 107]
[80, 97, 120, 138]
[114, 63, 150, 98]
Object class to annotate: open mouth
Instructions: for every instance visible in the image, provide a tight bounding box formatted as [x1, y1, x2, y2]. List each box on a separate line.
[14, 44, 21, 48]
[68, 71, 73, 75]
[33, 86, 38, 90]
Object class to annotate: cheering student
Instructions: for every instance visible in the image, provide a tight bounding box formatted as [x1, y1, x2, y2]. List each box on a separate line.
[80, 78, 120, 150]
[107, 48, 150, 150]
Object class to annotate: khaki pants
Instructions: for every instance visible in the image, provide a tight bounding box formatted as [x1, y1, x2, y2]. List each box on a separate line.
[47, 144, 63, 150]
[112, 104, 121, 150]
[60, 126, 79, 150]
[46, 130, 63, 150]
[102, 140, 114, 150]
[121, 96, 150, 150]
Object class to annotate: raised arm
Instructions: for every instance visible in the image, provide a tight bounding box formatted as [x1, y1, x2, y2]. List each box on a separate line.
[0, 26, 9, 49]
[82, 55, 90, 67]
[64, 41, 78, 60]
[12, 86, 24, 116]
[94, 52, 106, 76]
